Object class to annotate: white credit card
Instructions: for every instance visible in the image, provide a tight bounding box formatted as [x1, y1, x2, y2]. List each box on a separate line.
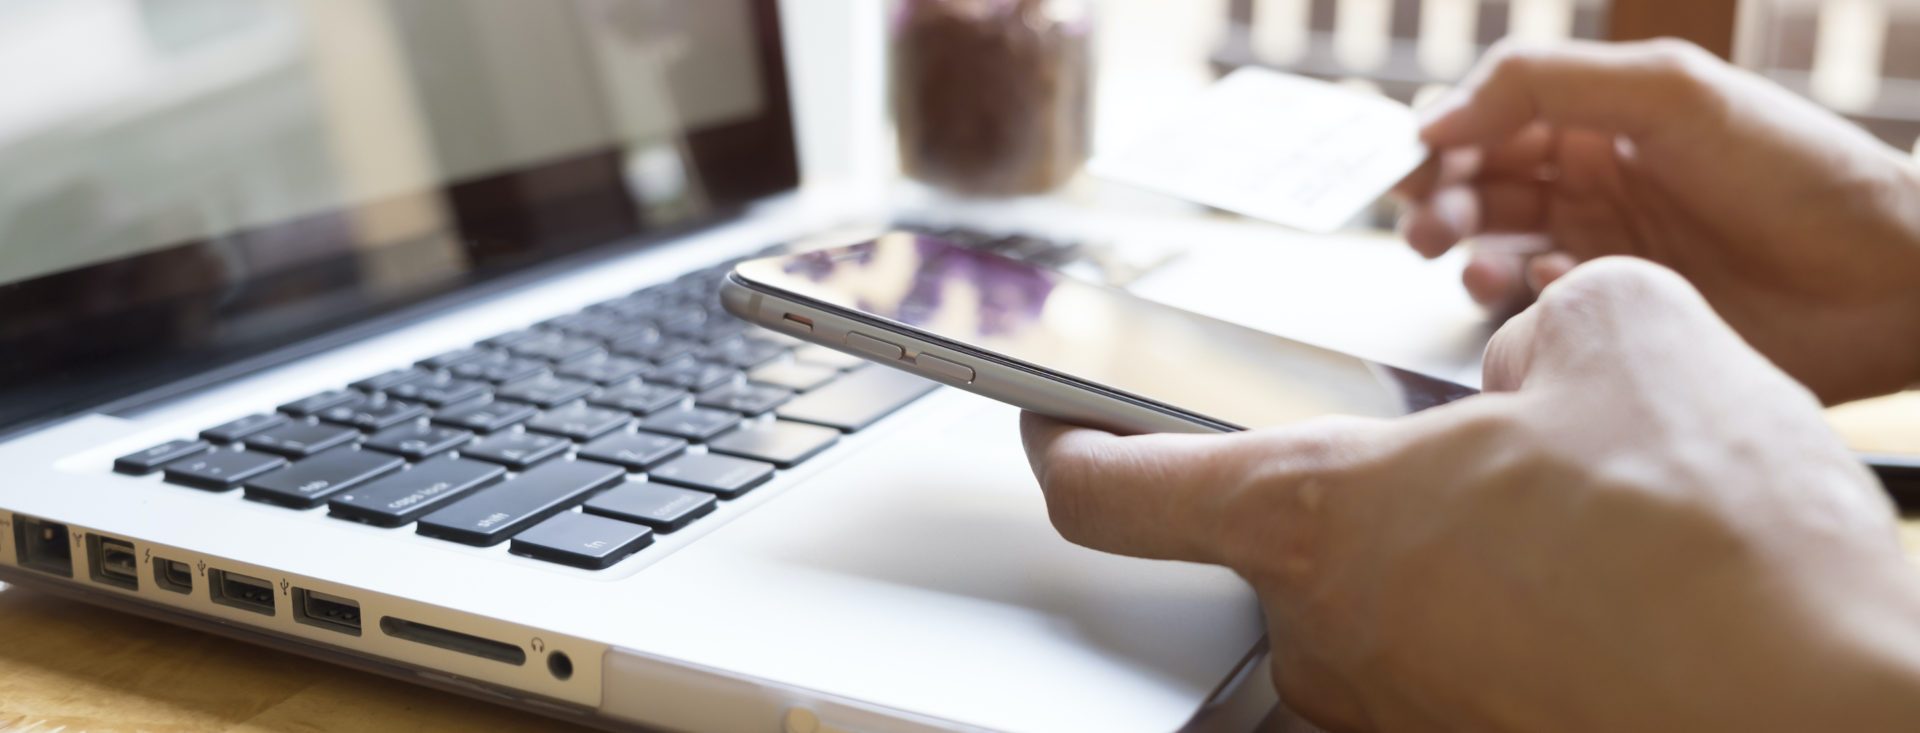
[1091, 68, 1428, 233]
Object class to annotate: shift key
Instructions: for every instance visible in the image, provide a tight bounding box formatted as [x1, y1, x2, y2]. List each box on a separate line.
[415, 460, 624, 546]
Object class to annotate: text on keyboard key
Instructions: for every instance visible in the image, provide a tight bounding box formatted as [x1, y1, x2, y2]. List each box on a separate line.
[243, 448, 404, 509]
[328, 457, 506, 528]
[460, 431, 570, 470]
[583, 483, 715, 532]
[244, 422, 361, 459]
[495, 375, 596, 408]
[695, 383, 794, 415]
[164, 450, 289, 491]
[199, 414, 289, 444]
[526, 402, 633, 442]
[433, 400, 537, 433]
[115, 439, 211, 475]
[577, 432, 686, 471]
[509, 512, 654, 570]
[648, 453, 773, 498]
[415, 460, 625, 546]
[588, 381, 686, 415]
[279, 389, 359, 417]
[636, 405, 741, 442]
[316, 394, 428, 432]
[363, 423, 473, 460]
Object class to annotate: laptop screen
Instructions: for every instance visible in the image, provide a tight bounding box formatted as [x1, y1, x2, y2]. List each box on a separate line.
[0, 0, 798, 436]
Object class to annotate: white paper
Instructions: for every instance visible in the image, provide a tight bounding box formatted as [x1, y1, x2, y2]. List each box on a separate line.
[1091, 68, 1428, 233]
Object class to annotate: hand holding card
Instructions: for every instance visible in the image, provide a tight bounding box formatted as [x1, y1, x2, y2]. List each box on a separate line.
[1091, 68, 1427, 233]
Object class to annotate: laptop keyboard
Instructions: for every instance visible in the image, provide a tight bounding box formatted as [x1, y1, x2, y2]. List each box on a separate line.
[107, 246, 959, 571]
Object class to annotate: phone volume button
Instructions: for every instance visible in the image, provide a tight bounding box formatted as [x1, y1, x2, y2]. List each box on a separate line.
[844, 332, 904, 361]
[913, 354, 975, 384]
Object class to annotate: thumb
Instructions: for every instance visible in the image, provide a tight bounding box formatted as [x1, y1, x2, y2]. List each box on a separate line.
[1422, 39, 1723, 150]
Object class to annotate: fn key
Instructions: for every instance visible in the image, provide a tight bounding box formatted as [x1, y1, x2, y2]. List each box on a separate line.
[510, 512, 653, 570]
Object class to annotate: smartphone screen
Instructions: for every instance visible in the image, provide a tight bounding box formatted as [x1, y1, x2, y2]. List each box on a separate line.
[735, 233, 1476, 430]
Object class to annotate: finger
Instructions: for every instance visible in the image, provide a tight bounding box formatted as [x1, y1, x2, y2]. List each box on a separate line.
[1461, 248, 1530, 310]
[1482, 256, 1706, 391]
[1525, 251, 1578, 294]
[1020, 412, 1243, 563]
[1399, 181, 1550, 258]
[1391, 147, 1483, 203]
[1422, 39, 1721, 151]
[1020, 412, 1393, 567]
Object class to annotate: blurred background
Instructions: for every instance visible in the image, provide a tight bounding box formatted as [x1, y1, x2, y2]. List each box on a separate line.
[5, 0, 1919, 267]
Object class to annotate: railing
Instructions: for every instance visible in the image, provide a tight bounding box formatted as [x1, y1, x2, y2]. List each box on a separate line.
[1214, 0, 1920, 154]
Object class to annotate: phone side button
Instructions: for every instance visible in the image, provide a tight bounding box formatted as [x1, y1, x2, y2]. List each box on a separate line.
[845, 332, 904, 361]
[914, 354, 975, 384]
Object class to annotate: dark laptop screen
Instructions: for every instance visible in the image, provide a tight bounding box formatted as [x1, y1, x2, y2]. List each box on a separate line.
[0, 0, 798, 436]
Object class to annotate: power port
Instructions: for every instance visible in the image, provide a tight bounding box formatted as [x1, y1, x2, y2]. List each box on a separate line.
[85, 534, 138, 591]
[13, 516, 72, 578]
[154, 557, 194, 595]
[293, 588, 362, 636]
[208, 569, 276, 616]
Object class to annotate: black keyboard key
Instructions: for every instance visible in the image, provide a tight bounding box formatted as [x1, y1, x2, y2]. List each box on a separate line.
[508, 333, 605, 363]
[418, 346, 489, 370]
[199, 413, 289, 444]
[776, 368, 937, 432]
[416, 460, 624, 546]
[364, 423, 473, 460]
[164, 450, 289, 491]
[434, 400, 537, 433]
[244, 422, 361, 458]
[587, 381, 686, 415]
[707, 421, 840, 468]
[612, 336, 700, 364]
[643, 358, 738, 391]
[460, 431, 570, 470]
[449, 351, 551, 384]
[792, 344, 868, 370]
[243, 448, 404, 509]
[555, 355, 649, 385]
[648, 453, 773, 498]
[696, 337, 788, 369]
[695, 383, 794, 415]
[747, 362, 839, 392]
[577, 432, 687, 471]
[584, 321, 661, 346]
[328, 457, 506, 528]
[316, 393, 428, 432]
[115, 439, 211, 475]
[637, 405, 741, 442]
[278, 389, 359, 417]
[350, 368, 429, 392]
[384, 373, 490, 407]
[495, 375, 597, 408]
[584, 483, 715, 532]
[481, 328, 541, 348]
[526, 403, 632, 442]
[509, 512, 654, 570]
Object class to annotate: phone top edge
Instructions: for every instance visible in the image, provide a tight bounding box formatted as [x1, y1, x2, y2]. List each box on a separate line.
[722, 270, 1238, 435]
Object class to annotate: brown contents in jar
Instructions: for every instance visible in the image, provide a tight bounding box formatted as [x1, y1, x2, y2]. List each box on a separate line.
[892, 0, 1092, 196]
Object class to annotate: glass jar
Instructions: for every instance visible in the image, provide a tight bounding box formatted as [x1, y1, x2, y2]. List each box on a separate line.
[890, 0, 1093, 196]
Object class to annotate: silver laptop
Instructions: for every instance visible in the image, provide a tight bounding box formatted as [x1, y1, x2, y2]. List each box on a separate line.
[0, 2, 1271, 730]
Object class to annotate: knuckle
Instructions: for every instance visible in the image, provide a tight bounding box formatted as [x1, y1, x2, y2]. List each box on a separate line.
[1534, 256, 1687, 325]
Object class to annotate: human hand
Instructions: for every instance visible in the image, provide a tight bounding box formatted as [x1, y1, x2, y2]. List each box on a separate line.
[1022, 258, 1920, 732]
[1395, 39, 1920, 403]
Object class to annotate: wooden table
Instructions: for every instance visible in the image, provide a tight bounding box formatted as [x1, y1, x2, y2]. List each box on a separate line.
[4, 395, 1916, 733]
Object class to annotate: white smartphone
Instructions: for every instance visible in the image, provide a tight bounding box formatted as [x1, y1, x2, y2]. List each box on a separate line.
[721, 232, 1478, 435]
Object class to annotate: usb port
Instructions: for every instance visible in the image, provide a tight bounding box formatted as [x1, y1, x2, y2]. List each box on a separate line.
[153, 557, 193, 595]
[85, 534, 138, 591]
[13, 516, 72, 578]
[208, 569, 276, 616]
[293, 588, 362, 636]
